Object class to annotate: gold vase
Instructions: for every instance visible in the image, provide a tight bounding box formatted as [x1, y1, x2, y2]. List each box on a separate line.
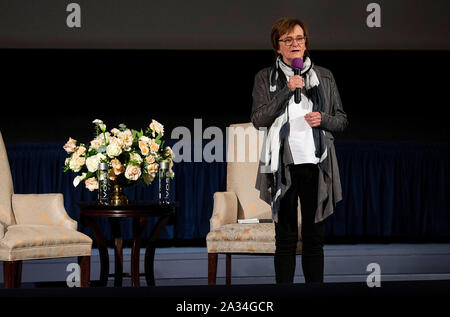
[109, 183, 129, 206]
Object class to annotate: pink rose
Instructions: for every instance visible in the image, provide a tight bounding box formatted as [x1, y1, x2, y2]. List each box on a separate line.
[108, 170, 117, 181]
[75, 146, 86, 156]
[147, 163, 159, 175]
[149, 119, 164, 137]
[85, 177, 98, 191]
[145, 155, 155, 164]
[149, 139, 160, 153]
[63, 137, 77, 153]
[125, 165, 141, 181]
[90, 138, 104, 150]
[111, 158, 124, 175]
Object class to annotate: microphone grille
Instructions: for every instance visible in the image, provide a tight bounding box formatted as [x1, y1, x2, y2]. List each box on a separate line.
[291, 58, 303, 70]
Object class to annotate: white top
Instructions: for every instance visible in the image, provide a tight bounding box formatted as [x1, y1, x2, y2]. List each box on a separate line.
[287, 92, 319, 165]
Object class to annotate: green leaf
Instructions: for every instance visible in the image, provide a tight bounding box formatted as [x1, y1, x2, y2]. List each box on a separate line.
[128, 160, 141, 166]
[119, 123, 127, 131]
[98, 145, 107, 153]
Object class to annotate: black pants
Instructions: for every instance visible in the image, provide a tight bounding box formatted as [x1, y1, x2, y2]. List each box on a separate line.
[274, 163, 325, 284]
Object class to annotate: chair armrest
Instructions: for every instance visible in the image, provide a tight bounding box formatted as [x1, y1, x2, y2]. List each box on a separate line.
[209, 191, 238, 232]
[12, 193, 77, 230]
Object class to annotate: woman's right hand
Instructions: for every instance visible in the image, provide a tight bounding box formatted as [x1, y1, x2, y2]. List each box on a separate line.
[287, 75, 304, 92]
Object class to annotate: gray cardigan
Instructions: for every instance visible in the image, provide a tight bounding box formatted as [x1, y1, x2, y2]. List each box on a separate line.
[251, 65, 348, 223]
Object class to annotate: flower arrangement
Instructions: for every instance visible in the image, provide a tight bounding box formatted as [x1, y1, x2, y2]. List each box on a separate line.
[63, 119, 174, 191]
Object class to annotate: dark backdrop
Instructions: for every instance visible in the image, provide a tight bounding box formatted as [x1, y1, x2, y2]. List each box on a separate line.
[1, 49, 449, 143]
[1, 48, 450, 244]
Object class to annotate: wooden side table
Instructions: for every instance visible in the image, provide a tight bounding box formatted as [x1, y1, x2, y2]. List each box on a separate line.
[78, 202, 176, 287]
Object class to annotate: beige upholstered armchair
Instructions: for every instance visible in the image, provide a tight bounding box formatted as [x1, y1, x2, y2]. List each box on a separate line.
[0, 132, 92, 288]
[206, 123, 301, 285]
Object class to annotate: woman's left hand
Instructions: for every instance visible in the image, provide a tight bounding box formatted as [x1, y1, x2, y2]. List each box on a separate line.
[304, 112, 322, 127]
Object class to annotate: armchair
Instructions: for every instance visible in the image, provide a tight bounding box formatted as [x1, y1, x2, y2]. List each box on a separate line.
[206, 123, 301, 285]
[0, 131, 92, 288]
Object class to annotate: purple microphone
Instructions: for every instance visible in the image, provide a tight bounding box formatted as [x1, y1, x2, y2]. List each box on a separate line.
[291, 58, 303, 104]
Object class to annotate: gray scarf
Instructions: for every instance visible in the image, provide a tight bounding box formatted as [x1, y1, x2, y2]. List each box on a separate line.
[264, 56, 330, 214]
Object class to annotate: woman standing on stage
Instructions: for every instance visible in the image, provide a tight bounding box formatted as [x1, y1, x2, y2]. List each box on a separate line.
[251, 17, 348, 284]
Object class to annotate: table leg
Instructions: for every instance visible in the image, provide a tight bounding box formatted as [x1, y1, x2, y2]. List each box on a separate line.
[82, 215, 109, 287]
[144, 246, 156, 286]
[110, 218, 123, 287]
[131, 216, 147, 287]
[144, 215, 170, 286]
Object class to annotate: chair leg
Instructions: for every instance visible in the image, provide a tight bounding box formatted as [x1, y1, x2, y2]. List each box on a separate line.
[226, 254, 231, 285]
[3, 261, 22, 288]
[17, 261, 22, 285]
[78, 256, 90, 288]
[208, 253, 218, 285]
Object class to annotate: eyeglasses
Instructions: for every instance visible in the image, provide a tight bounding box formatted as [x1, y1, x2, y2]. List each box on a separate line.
[278, 36, 306, 46]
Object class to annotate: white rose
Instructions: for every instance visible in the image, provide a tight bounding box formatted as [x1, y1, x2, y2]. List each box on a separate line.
[106, 142, 122, 158]
[69, 157, 83, 172]
[73, 173, 87, 187]
[86, 155, 101, 173]
[130, 153, 143, 164]
[97, 153, 106, 161]
[139, 136, 150, 144]
[69, 161, 80, 172]
[73, 175, 82, 187]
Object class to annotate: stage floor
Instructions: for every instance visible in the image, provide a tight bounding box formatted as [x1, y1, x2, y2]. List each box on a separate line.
[1, 245, 449, 313]
[1, 243, 449, 288]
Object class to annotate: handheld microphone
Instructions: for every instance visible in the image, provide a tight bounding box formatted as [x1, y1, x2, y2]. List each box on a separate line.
[291, 58, 303, 104]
